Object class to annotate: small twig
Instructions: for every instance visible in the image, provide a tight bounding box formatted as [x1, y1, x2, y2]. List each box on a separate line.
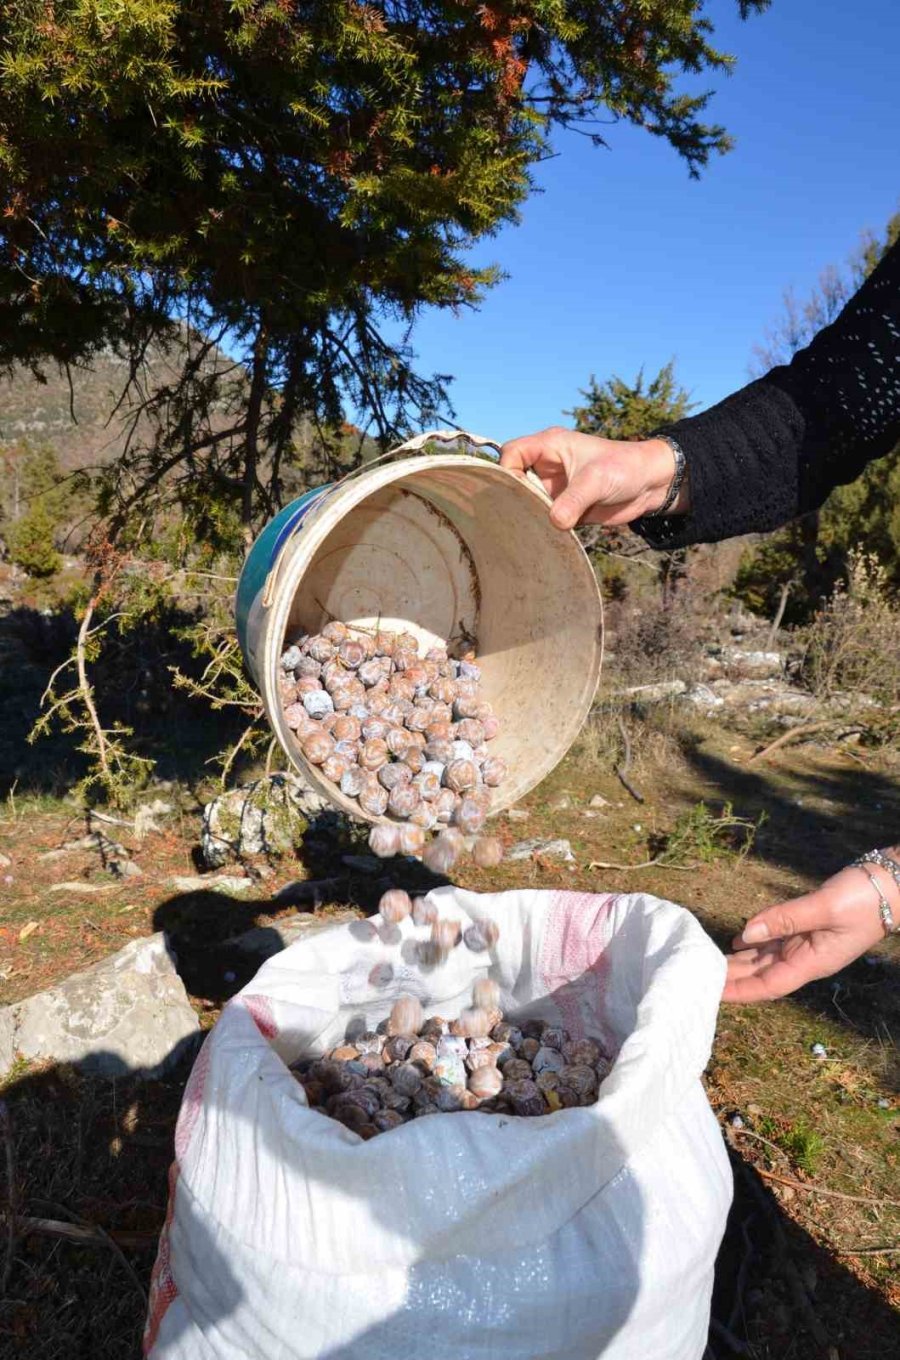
[589, 856, 698, 872]
[614, 714, 644, 803]
[18, 1216, 158, 1251]
[766, 580, 792, 650]
[755, 1166, 900, 1209]
[746, 720, 863, 765]
[86, 809, 133, 829]
[836, 1242, 900, 1256]
[0, 1101, 18, 1297]
[735, 1159, 830, 1349]
[730, 1127, 791, 1164]
[27, 1200, 148, 1305]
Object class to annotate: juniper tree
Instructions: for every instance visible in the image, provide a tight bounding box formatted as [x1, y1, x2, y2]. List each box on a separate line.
[0, 0, 769, 797]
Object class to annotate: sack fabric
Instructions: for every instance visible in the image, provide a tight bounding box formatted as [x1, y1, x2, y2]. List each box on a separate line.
[146, 888, 732, 1360]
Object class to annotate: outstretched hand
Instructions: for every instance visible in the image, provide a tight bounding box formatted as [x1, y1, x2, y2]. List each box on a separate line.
[500, 426, 688, 529]
[723, 866, 892, 1003]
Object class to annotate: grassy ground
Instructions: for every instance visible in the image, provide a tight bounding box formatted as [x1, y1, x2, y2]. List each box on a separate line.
[1, 711, 898, 1358]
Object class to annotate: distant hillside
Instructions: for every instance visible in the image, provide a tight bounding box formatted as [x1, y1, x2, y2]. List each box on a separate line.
[0, 346, 383, 500]
[0, 351, 136, 472]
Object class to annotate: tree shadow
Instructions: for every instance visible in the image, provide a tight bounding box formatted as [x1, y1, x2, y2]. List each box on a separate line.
[709, 1147, 900, 1359]
[152, 851, 453, 1005]
[2, 917, 897, 1359]
[675, 743, 900, 1072]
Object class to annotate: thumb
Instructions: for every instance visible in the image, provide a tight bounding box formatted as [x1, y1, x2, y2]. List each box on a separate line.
[737, 893, 828, 947]
[549, 463, 609, 530]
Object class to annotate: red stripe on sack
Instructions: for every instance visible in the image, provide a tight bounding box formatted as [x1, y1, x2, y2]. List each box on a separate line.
[539, 892, 618, 1048]
[143, 1161, 180, 1355]
[174, 1034, 212, 1163]
[242, 993, 278, 1039]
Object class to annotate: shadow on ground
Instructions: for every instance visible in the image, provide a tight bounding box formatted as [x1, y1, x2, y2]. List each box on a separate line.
[2, 1041, 897, 1359]
[672, 742, 900, 1075]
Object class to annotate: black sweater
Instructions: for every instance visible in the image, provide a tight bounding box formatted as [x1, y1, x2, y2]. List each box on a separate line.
[636, 236, 900, 549]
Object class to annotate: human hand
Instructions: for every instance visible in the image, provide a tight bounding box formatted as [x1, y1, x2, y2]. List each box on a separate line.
[723, 864, 895, 1003]
[500, 426, 689, 530]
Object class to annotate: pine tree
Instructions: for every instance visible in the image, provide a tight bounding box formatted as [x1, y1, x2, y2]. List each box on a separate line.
[570, 361, 695, 605]
[7, 496, 62, 578]
[0, 2, 768, 544]
[570, 362, 695, 441]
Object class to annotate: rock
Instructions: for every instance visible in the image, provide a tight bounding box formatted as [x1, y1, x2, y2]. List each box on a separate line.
[549, 792, 573, 811]
[0, 934, 200, 1080]
[134, 798, 174, 841]
[505, 808, 529, 821]
[588, 794, 610, 809]
[681, 683, 725, 713]
[169, 874, 252, 895]
[615, 679, 687, 703]
[701, 679, 817, 717]
[114, 860, 143, 879]
[226, 909, 359, 966]
[507, 838, 575, 863]
[200, 771, 329, 868]
[704, 649, 784, 681]
[0, 852, 11, 868]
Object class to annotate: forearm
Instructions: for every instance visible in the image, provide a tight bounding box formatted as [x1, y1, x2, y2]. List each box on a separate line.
[634, 237, 900, 550]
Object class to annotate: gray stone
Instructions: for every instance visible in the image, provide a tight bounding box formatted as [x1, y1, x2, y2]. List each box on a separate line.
[0, 852, 11, 868]
[615, 679, 687, 703]
[114, 860, 144, 879]
[508, 837, 575, 863]
[0, 934, 200, 1080]
[704, 649, 784, 681]
[681, 683, 725, 713]
[200, 771, 329, 868]
[169, 874, 252, 895]
[589, 794, 610, 808]
[133, 798, 174, 842]
[505, 808, 529, 821]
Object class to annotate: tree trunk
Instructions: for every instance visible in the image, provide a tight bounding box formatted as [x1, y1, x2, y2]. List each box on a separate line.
[242, 325, 269, 552]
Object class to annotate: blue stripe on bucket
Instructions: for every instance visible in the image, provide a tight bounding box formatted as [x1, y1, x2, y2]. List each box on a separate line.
[235, 484, 333, 672]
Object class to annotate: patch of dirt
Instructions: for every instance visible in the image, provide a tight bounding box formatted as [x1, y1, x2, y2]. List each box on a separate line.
[1, 722, 898, 1356]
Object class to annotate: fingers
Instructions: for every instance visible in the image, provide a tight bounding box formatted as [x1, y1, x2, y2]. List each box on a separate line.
[549, 462, 614, 530]
[735, 893, 830, 948]
[722, 943, 804, 1002]
[500, 429, 562, 477]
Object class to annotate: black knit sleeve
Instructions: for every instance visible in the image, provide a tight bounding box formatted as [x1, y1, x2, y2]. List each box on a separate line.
[634, 235, 900, 549]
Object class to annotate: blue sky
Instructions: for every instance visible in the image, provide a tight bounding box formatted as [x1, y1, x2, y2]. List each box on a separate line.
[397, 0, 900, 443]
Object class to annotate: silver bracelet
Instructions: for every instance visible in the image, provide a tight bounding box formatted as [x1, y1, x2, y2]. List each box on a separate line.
[855, 865, 896, 937]
[647, 434, 687, 519]
[853, 848, 900, 898]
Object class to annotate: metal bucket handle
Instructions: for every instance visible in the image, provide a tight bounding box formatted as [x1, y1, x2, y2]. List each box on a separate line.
[260, 428, 541, 608]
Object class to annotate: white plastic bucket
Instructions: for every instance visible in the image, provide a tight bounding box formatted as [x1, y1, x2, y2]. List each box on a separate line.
[237, 432, 603, 821]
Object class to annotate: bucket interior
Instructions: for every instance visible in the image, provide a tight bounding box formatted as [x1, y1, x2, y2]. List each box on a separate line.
[276, 459, 601, 817]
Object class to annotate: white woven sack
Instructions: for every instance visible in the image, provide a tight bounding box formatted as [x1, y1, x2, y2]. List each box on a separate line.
[146, 888, 731, 1360]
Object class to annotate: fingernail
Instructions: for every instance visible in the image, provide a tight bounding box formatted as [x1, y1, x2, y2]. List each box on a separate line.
[742, 922, 769, 944]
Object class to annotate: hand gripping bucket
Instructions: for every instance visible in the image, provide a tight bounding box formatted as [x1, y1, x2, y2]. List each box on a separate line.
[236, 431, 603, 821]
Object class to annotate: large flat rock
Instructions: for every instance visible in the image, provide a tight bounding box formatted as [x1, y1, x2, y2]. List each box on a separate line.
[0, 933, 200, 1080]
